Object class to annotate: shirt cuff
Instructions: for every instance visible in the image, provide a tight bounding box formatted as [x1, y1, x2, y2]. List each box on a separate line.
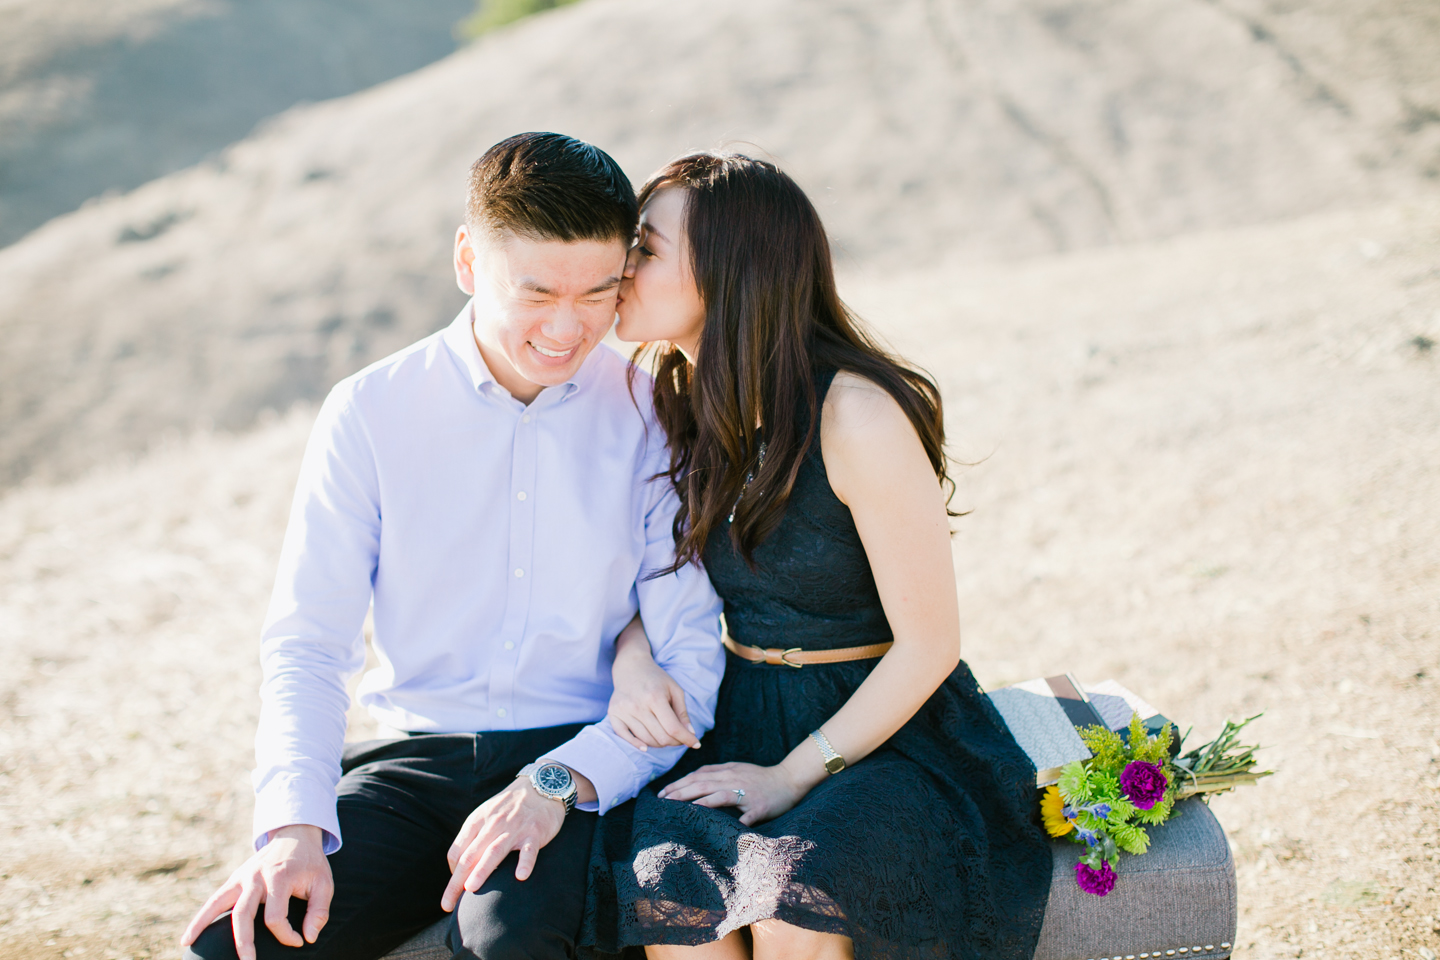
[252, 775, 342, 854]
[544, 725, 641, 815]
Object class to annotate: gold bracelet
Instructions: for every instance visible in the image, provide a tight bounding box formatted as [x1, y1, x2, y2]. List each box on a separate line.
[809, 729, 846, 775]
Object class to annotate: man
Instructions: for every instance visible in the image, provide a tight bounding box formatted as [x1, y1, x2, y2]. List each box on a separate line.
[182, 133, 725, 960]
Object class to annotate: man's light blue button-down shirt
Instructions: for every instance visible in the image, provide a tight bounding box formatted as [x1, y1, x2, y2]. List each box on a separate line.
[252, 303, 726, 851]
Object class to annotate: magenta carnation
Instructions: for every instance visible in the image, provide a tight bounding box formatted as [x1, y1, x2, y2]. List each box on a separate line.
[1120, 760, 1168, 810]
[1075, 860, 1117, 896]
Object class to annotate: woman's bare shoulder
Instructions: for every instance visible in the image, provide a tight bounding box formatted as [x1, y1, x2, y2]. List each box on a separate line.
[820, 370, 927, 504]
[822, 370, 911, 440]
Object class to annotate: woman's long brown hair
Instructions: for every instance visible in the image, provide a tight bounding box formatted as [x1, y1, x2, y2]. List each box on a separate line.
[635, 153, 953, 572]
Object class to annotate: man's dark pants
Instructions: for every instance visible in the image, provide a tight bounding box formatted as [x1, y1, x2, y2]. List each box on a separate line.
[185, 724, 596, 960]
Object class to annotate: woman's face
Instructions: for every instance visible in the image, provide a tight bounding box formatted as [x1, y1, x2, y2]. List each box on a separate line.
[615, 186, 705, 359]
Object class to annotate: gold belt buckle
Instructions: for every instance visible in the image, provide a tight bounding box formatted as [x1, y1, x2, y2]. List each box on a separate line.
[757, 646, 803, 668]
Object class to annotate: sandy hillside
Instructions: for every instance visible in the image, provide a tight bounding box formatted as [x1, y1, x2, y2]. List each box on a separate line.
[0, 0, 476, 248]
[2, 0, 1439, 488]
[1, 196, 1436, 959]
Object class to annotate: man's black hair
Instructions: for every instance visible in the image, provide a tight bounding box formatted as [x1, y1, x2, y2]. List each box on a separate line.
[466, 132, 638, 243]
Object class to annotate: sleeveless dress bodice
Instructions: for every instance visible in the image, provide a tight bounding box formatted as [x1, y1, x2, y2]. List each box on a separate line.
[703, 413, 892, 653]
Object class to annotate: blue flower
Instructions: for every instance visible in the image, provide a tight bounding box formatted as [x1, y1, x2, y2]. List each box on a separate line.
[1077, 829, 1099, 847]
[1062, 805, 1077, 819]
[1091, 803, 1111, 820]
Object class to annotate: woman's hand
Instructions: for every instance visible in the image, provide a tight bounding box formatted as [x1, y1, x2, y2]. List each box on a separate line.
[658, 762, 807, 827]
[609, 614, 701, 751]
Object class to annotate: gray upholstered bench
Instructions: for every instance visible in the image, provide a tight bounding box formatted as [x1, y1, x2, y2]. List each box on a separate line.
[383, 797, 1235, 960]
[1034, 798, 1235, 960]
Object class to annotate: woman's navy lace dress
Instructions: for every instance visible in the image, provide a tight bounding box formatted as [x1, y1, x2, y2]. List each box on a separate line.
[582, 370, 1051, 960]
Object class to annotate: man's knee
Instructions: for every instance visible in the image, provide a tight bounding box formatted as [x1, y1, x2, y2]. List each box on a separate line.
[451, 815, 593, 960]
[452, 889, 574, 960]
[182, 920, 242, 960]
[454, 919, 569, 960]
[181, 898, 312, 960]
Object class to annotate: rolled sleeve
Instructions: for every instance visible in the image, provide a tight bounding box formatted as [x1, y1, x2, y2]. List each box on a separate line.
[251, 386, 378, 852]
[633, 474, 726, 750]
[252, 775, 344, 854]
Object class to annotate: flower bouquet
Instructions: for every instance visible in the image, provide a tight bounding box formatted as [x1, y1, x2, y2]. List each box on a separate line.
[1042, 713, 1272, 896]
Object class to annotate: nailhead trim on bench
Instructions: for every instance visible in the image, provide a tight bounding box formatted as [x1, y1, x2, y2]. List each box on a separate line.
[1084, 943, 1231, 960]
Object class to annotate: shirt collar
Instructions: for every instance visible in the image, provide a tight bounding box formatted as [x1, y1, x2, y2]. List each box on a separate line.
[441, 299, 592, 403]
[441, 301, 495, 392]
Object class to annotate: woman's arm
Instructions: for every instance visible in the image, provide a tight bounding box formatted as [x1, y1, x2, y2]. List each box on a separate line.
[660, 372, 960, 823]
[780, 371, 960, 780]
[608, 613, 703, 751]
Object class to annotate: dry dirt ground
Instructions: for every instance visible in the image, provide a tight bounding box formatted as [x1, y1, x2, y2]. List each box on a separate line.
[2, 195, 1437, 959]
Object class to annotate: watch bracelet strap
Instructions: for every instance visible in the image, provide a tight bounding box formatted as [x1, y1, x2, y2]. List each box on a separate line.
[809, 729, 846, 774]
[518, 762, 577, 812]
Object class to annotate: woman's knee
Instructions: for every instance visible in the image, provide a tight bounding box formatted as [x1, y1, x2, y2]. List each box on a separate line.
[750, 919, 853, 960]
[645, 929, 750, 960]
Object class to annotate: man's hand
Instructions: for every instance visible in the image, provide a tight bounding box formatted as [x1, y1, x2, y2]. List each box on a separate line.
[180, 824, 332, 960]
[441, 774, 584, 911]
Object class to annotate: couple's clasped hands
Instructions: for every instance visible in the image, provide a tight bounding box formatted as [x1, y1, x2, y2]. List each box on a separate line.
[608, 625, 806, 827]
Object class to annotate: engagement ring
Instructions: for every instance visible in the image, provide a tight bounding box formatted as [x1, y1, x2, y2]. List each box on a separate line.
[733, 788, 746, 798]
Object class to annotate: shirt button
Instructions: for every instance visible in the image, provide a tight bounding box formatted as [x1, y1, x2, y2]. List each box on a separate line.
[514, 568, 524, 578]
[521, 414, 532, 424]
[496, 707, 507, 717]
[516, 491, 527, 501]
[503, 640, 515, 650]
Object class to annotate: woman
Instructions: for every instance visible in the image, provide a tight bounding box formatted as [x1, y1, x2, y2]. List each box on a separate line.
[587, 153, 1050, 960]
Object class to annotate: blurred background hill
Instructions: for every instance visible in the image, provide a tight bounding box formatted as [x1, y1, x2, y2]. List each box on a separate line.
[0, 0, 476, 249]
[1, 0, 1438, 487]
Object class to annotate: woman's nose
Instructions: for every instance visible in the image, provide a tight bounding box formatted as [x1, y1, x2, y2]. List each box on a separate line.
[622, 246, 640, 277]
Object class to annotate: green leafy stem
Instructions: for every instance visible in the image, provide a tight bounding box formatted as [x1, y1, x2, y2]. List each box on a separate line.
[1170, 713, 1275, 799]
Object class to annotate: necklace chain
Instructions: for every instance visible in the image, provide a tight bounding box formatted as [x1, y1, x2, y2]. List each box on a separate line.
[728, 441, 767, 524]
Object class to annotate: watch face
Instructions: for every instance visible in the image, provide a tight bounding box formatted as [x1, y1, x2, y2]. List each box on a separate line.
[535, 763, 572, 795]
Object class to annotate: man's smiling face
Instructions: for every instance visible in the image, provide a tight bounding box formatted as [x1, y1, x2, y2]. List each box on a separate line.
[455, 223, 628, 404]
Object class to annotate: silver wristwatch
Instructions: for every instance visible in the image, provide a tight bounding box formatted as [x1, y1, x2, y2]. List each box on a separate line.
[518, 761, 577, 814]
[809, 729, 846, 775]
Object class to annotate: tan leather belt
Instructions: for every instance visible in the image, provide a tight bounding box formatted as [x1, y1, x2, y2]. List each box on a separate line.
[723, 634, 893, 668]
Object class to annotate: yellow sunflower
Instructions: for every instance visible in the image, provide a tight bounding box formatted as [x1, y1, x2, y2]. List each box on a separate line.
[1041, 784, 1074, 837]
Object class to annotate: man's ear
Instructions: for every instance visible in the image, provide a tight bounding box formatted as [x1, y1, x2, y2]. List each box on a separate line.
[454, 224, 477, 296]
